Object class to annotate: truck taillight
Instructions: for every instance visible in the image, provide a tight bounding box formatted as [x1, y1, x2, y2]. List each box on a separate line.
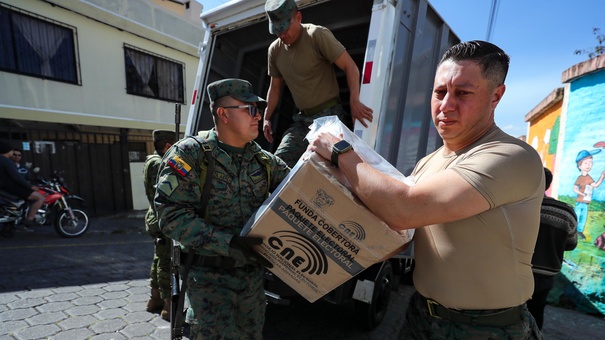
[362, 40, 376, 84]
[363, 61, 373, 84]
[191, 89, 197, 105]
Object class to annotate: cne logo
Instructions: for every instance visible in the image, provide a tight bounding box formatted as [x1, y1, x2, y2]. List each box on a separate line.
[338, 221, 366, 241]
[268, 230, 329, 275]
[312, 189, 334, 211]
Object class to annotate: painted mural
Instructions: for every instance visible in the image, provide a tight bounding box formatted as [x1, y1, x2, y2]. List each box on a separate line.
[557, 69, 605, 313]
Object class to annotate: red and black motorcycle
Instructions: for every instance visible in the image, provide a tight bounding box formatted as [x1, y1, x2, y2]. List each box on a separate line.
[1, 172, 90, 238]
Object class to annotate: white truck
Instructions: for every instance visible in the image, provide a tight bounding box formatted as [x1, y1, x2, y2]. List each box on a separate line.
[185, 0, 459, 330]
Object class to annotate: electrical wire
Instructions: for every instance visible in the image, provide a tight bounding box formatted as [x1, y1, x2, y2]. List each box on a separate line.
[486, 0, 500, 42]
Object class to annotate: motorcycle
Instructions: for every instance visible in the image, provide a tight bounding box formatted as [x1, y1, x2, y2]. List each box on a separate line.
[0, 172, 90, 238]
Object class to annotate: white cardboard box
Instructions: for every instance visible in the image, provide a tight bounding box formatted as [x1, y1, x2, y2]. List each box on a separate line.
[242, 153, 413, 302]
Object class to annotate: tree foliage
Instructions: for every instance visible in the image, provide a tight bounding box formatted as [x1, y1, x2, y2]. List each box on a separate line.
[574, 28, 604, 59]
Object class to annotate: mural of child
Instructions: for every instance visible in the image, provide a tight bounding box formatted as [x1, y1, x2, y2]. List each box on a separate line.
[573, 149, 605, 241]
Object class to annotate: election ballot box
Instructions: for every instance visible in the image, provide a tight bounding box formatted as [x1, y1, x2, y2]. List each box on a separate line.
[241, 150, 413, 303]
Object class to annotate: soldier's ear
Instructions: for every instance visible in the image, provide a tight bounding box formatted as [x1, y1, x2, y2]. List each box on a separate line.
[217, 107, 229, 123]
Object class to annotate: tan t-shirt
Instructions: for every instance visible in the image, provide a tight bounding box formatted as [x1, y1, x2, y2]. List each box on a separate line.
[411, 126, 544, 310]
[267, 23, 344, 110]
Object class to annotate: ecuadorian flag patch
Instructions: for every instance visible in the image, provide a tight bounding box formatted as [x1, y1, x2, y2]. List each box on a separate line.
[168, 155, 191, 177]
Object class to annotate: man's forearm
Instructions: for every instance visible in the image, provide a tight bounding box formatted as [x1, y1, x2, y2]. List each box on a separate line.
[345, 64, 361, 102]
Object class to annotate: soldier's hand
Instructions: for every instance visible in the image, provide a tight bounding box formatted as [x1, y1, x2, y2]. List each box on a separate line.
[350, 99, 373, 128]
[263, 120, 273, 143]
[229, 236, 273, 268]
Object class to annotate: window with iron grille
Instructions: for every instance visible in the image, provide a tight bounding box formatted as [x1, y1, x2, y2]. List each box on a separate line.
[0, 4, 80, 84]
[124, 44, 185, 103]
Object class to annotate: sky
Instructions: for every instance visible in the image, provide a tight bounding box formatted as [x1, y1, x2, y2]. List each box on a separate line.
[196, 0, 605, 137]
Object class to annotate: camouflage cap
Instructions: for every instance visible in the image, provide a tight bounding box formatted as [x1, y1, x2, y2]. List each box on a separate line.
[265, 0, 297, 35]
[207, 78, 267, 110]
[152, 129, 176, 142]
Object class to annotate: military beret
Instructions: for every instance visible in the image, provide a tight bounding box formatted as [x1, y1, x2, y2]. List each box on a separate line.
[265, 0, 298, 35]
[153, 130, 176, 142]
[207, 78, 267, 110]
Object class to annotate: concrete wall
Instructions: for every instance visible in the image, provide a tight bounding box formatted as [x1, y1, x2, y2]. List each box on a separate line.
[527, 55, 605, 314]
[130, 162, 148, 210]
[525, 88, 564, 185]
[0, 0, 203, 132]
[558, 66, 605, 314]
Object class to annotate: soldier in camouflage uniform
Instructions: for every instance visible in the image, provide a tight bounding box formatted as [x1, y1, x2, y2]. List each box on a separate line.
[155, 78, 290, 339]
[144, 129, 176, 320]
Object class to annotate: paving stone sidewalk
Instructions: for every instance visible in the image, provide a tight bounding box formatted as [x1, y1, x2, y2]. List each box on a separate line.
[0, 212, 172, 340]
[1, 212, 604, 339]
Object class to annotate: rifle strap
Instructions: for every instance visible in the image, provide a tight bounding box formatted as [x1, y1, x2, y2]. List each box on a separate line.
[198, 140, 214, 218]
[172, 137, 214, 339]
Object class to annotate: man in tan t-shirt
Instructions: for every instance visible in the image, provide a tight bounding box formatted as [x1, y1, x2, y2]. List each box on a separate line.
[309, 40, 544, 338]
[262, 0, 373, 167]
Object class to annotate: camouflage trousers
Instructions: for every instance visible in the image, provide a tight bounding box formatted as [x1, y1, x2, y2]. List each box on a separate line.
[185, 264, 265, 340]
[399, 292, 542, 339]
[149, 237, 171, 299]
[275, 104, 350, 168]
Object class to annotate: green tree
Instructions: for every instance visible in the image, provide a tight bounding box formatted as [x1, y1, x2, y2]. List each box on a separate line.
[574, 28, 604, 58]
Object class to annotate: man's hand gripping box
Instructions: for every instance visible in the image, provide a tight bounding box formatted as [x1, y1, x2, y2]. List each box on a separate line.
[242, 149, 413, 302]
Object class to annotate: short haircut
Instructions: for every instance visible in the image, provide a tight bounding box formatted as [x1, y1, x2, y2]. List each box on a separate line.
[210, 96, 231, 116]
[154, 138, 175, 153]
[439, 40, 510, 87]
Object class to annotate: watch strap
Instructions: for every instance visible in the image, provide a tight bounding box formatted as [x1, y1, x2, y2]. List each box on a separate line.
[331, 148, 340, 167]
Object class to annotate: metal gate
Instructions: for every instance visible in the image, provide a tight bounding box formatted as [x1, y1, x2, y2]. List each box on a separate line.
[1, 121, 152, 216]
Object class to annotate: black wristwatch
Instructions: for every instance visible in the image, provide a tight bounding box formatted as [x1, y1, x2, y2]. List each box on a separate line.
[331, 140, 353, 167]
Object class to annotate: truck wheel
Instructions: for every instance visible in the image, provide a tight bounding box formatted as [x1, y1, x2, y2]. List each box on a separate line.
[354, 260, 393, 330]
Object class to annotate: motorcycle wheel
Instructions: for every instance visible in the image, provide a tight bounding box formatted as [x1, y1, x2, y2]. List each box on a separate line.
[55, 209, 89, 238]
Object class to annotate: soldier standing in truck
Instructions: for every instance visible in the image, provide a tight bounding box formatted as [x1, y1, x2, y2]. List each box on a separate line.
[262, 0, 373, 167]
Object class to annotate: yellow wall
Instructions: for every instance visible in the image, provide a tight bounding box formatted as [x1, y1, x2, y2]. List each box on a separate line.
[527, 100, 563, 172]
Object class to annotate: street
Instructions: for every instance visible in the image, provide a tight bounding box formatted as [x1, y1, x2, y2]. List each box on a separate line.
[1, 213, 604, 339]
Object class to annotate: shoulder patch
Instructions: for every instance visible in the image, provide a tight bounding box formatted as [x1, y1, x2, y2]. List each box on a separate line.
[168, 155, 192, 177]
[250, 168, 264, 184]
[157, 173, 179, 196]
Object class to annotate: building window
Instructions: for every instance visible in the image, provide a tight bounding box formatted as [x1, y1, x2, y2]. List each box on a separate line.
[124, 44, 185, 103]
[0, 4, 80, 84]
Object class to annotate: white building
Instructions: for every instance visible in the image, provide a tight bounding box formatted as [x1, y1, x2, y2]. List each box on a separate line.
[0, 0, 204, 214]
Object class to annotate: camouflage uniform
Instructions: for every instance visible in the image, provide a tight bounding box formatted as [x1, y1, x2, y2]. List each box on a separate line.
[143, 152, 171, 300]
[275, 104, 348, 167]
[155, 128, 289, 339]
[399, 292, 541, 339]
